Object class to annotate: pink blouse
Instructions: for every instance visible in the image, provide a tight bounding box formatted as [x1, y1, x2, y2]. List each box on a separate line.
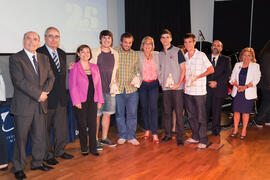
[142, 57, 158, 81]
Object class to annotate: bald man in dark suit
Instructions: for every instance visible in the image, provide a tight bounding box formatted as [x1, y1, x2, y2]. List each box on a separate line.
[206, 40, 231, 136]
[9, 31, 55, 180]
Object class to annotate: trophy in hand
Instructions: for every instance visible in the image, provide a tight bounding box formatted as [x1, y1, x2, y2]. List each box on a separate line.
[165, 73, 175, 88]
[186, 72, 196, 87]
[131, 73, 141, 88]
[110, 80, 119, 96]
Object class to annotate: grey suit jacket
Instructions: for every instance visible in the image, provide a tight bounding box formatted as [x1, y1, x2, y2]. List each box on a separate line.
[9, 49, 55, 116]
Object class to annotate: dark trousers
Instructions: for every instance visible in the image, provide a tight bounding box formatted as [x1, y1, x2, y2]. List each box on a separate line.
[12, 105, 45, 172]
[45, 102, 67, 160]
[184, 94, 208, 144]
[0, 125, 8, 165]
[162, 90, 184, 141]
[206, 91, 224, 135]
[139, 80, 159, 134]
[74, 100, 97, 154]
[256, 88, 270, 123]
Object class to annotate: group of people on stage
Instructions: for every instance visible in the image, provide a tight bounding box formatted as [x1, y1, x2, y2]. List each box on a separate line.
[1, 26, 270, 180]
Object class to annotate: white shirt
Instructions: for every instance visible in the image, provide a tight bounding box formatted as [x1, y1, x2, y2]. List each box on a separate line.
[184, 49, 212, 95]
[24, 49, 38, 74]
[0, 68, 5, 101]
[211, 54, 219, 66]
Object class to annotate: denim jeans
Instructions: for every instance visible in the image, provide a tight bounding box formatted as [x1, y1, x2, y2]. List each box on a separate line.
[139, 80, 159, 134]
[116, 90, 139, 140]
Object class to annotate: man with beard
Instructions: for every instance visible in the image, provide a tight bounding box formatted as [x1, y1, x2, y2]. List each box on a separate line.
[206, 40, 231, 136]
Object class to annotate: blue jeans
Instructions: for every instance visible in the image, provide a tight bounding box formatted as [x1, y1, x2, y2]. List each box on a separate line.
[139, 80, 159, 134]
[116, 90, 139, 140]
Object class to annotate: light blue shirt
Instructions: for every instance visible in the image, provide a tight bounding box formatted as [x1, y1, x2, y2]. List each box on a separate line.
[45, 45, 60, 66]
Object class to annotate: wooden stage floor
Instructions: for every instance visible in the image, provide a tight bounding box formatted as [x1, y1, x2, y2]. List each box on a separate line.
[1, 125, 270, 180]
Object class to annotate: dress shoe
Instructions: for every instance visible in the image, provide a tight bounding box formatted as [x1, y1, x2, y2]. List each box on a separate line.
[240, 135, 246, 140]
[90, 151, 99, 156]
[14, 170, 26, 180]
[230, 133, 238, 137]
[161, 136, 172, 143]
[240, 133, 247, 140]
[60, 152, 74, 159]
[31, 163, 53, 171]
[177, 140, 184, 147]
[45, 158, 59, 165]
[82, 152, 89, 156]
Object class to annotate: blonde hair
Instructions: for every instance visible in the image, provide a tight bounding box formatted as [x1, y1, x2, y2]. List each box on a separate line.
[140, 36, 155, 51]
[239, 47, 256, 63]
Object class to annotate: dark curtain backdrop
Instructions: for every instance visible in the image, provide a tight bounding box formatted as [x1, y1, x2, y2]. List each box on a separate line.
[213, 0, 252, 55]
[252, 1, 270, 59]
[125, 0, 191, 51]
[213, 0, 270, 61]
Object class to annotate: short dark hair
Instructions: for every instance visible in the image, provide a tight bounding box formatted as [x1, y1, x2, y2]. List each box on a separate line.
[120, 32, 134, 42]
[160, 29, 172, 38]
[183, 33, 196, 42]
[99, 30, 113, 45]
[75, 44, 92, 62]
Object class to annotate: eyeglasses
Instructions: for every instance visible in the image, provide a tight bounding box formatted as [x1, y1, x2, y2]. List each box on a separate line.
[47, 34, 60, 39]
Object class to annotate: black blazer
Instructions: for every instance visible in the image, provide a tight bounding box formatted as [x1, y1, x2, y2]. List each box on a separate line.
[207, 54, 232, 98]
[9, 50, 55, 115]
[37, 45, 68, 109]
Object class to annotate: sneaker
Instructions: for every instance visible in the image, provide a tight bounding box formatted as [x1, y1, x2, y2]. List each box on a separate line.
[185, 138, 199, 144]
[96, 141, 103, 151]
[265, 122, 270, 126]
[197, 143, 207, 150]
[253, 119, 263, 128]
[128, 139, 140, 145]
[117, 138, 126, 145]
[100, 139, 117, 147]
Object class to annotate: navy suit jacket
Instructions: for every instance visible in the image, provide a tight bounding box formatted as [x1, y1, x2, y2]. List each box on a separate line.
[37, 45, 68, 109]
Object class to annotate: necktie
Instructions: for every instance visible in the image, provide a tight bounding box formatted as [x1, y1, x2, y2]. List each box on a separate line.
[52, 51, 60, 72]
[32, 55, 39, 76]
[211, 57, 216, 68]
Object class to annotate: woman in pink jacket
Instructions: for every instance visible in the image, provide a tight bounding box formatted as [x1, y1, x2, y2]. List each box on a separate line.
[69, 45, 104, 156]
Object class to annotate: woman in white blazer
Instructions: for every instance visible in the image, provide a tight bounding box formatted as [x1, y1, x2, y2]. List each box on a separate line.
[229, 47, 261, 139]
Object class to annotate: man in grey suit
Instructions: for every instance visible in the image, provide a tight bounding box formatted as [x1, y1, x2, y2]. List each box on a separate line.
[9, 31, 55, 180]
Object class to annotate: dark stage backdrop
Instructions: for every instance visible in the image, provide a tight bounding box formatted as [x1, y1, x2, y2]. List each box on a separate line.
[213, 0, 252, 59]
[251, 1, 270, 60]
[125, 0, 191, 51]
[213, 0, 270, 62]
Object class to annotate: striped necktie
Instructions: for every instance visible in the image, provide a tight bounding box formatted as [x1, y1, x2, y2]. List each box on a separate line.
[32, 55, 39, 76]
[52, 51, 60, 72]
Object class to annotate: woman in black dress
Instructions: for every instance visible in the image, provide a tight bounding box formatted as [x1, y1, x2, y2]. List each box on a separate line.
[230, 48, 261, 139]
